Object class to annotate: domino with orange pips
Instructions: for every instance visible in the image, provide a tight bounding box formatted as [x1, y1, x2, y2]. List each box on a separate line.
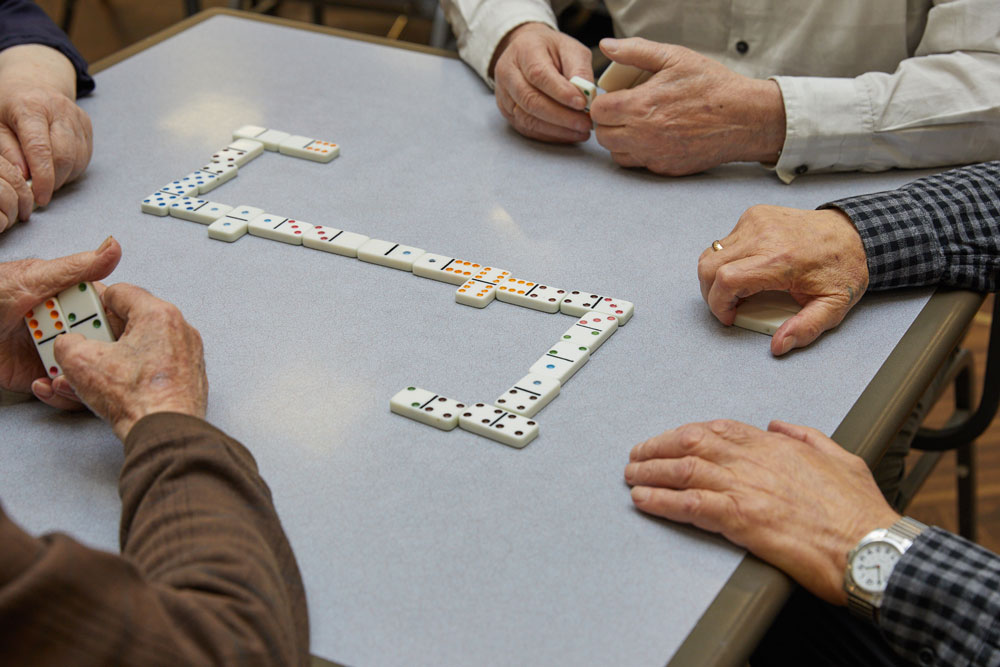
[455, 265, 510, 308]
[24, 298, 70, 378]
[412, 254, 481, 285]
[495, 277, 566, 313]
[278, 135, 340, 163]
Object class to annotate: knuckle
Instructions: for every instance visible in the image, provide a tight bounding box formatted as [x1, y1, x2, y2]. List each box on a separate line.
[522, 60, 549, 85]
[676, 424, 704, 452]
[675, 456, 698, 487]
[680, 489, 705, 517]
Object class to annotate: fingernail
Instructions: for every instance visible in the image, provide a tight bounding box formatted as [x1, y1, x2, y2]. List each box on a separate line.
[625, 463, 638, 481]
[631, 487, 650, 502]
[32, 381, 52, 399]
[601, 38, 619, 54]
[97, 236, 113, 253]
[778, 336, 797, 356]
[572, 98, 587, 111]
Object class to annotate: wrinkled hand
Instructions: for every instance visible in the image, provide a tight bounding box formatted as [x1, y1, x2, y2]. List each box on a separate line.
[0, 153, 32, 232]
[0, 44, 93, 210]
[491, 22, 594, 143]
[590, 38, 785, 175]
[625, 420, 900, 605]
[697, 205, 869, 355]
[0, 237, 120, 409]
[53, 283, 207, 441]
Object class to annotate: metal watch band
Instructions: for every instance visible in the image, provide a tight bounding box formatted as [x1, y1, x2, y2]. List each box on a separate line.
[888, 516, 927, 543]
[845, 517, 927, 623]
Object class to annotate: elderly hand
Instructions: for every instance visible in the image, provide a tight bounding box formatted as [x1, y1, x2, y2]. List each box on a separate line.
[625, 419, 901, 605]
[491, 22, 594, 143]
[697, 205, 869, 355]
[0, 44, 93, 210]
[590, 38, 785, 175]
[0, 237, 120, 409]
[52, 283, 207, 441]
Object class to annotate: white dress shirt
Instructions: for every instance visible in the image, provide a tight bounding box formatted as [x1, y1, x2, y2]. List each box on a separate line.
[441, 0, 1000, 182]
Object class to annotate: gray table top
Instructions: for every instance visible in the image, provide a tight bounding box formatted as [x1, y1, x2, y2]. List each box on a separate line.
[0, 12, 941, 666]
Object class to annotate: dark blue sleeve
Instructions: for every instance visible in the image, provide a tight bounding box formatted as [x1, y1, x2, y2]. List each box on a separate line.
[0, 0, 94, 97]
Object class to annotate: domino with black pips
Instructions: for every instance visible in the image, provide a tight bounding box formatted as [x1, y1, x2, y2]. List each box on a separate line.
[389, 386, 466, 431]
[211, 138, 264, 167]
[496, 278, 566, 313]
[494, 373, 560, 418]
[458, 403, 539, 448]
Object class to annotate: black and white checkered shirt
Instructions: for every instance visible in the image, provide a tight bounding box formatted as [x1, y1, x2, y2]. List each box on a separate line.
[881, 526, 1000, 665]
[824, 161, 1000, 291]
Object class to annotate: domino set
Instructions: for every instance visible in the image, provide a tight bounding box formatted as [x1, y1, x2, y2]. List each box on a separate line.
[25, 282, 114, 378]
[133, 125, 636, 450]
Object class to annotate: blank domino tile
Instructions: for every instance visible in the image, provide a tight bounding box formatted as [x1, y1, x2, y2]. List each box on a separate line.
[357, 239, 424, 270]
[232, 125, 290, 151]
[496, 278, 566, 313]
[597, 62, 653, 92]
[560, 312, 619, 352]
[458, 403, 538, 448]
[211, 139, 264, 167]
[24, 298, 69, 377]
[141, 191, 179, 216]
[278, 135, 340, 162]
[455, 279, 497, 308]
[569, 75, 597, 110]
[529, 341, 590, 383]
[303, 225, 370, 257]
[494, 373, 560, 418]
[57, 282, 114, 343]
[560, 291, 634, 324]
[412, 254, 481, 285]
[389, 386, 466, 431]
[208, 216, 250, 242]
[733, 291, 802, 336]
[247, 214, 313, 245]
[168, 198, 233, 224]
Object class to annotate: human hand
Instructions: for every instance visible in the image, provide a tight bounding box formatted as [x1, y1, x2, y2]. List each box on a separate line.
[0, 44, 93, 207]
[0, 153, 33, 232]
[491, 22, 594, 143]
[697, 205, 869, 356]
[625, 419, 901, 605]
[0, 237, 120, 409]
[590, 38, 785, 175]
[53, 283, 208, 441]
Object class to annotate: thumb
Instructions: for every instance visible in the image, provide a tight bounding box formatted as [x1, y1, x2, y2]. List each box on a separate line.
[14, 237, 121, 314]
[600, 37, 676, 73]
[770, 296, 850, 356]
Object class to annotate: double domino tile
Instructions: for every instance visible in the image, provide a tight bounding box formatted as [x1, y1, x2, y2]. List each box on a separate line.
[139, 125, 639, 449]
[25, 283, 114, 378]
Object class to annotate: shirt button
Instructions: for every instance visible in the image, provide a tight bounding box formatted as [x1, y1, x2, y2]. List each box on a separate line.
[735, 40, 749, 54]
[794, 164, 809, 175]
[918, 646, 935, 665]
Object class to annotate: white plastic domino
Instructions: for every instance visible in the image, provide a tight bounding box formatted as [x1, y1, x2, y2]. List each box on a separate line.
[278, 135, 340, 163]
[302, 226, 370, 257]
[560, 291, 634, 325]
[168, 198, 233, 224]
[412, 254, 481, 285]
[211, 139, 264, 167]
[207, 215, 249, 242]
[389, 386, 467, 431]
[494, 373, 560, 418]
[158, 178, 200, 198]
[57, 282, 114, 343]
[248, 214, 313, 245]
[458, 403, 539, 448]
[569, 75, 597, 110]
[597, 62, 653, 92]
[528, 341, 590, 383]
[496, 278, 566, 313]
[24, 298, 69, 377]
[140, 191, 179, 216]
[198, 162, 238, 188]
[455, 279, 497, 308]
[231, 125, 292, 152]
[357, 239, 424, 270]
[733, 291, 802, 336]
[559, 311, 619, 352]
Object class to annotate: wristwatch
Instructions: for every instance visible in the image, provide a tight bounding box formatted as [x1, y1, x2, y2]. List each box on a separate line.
[844, 516, 927, 622]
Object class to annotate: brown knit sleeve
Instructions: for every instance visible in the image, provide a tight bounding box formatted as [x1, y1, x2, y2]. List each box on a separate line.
[0, 413, 309, 666]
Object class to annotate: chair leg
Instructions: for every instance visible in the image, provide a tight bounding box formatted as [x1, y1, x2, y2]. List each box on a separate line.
[313, 1, 324, 24]
[958, 441, 978, 541]
[186, 0, 201, 15]
[62, 0, 77, 34]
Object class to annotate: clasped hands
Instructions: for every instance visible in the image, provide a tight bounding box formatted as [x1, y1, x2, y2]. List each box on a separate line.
[0, 239, 206, 441]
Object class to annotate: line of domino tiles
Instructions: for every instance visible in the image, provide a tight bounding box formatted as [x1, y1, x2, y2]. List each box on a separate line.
[25, 282, 114, 379]
[139, 125, 636, 449]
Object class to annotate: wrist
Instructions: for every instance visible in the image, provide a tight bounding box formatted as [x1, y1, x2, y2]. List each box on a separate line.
[115, 398, 207, 442]
[0, 44, 77, 99]
[744, 79, 786, 164]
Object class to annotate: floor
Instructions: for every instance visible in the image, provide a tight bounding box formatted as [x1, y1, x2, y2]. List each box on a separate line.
[35, 1, 1000, 554]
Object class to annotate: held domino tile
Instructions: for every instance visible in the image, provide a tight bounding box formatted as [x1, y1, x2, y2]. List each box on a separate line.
[247, 214, 313, 245]
[528, 341, 590, 384]
[597, 62, 653, 92]
[412, 254, 481, 285]
[303, 226, 370, 257]
[559, 312, 618, 352]
[494, 373, 560, 418]
[357, 239, 424, 270]
[57, 282, 115, 343]
[24, 298, 69, 377]
[733, 291, 802, 336]
[496, 278, 566, 313]
[389, 386, 466, 431]
[458, 403, 539, 448]
[141, 191, 179, 216]
[569, 75, 597, 111]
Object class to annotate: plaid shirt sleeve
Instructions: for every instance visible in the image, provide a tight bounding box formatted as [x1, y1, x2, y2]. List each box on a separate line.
[820, 161, 1000, 292]
[880, 526, 1000, 666]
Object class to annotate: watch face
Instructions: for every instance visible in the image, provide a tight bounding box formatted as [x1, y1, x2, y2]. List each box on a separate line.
[851, 541, 901, 593]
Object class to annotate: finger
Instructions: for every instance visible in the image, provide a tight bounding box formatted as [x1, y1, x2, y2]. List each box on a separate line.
[630, 486, 735, 537]
[504, 65, 592, 137]
[14, 113, 55, 206]
[609, 151, 643, 168]
[593, 124, 634, 153]
[48, 117, 81, 191]
[0, 180, 16, 232]
[770, 296, 851, 356]
[767, 420, 845, 458]
[630, 424, 716, 462]
[697, 235, 741, 303]
[31, 377, 86, 411]
[0, 125, 27, 176]
[13, 237, 121, 318]
[100, 281, 168, 325]
[706, 255, 790, 325]
[589, 90, 632, 127]
[515, 40, 592, 111]
[625, 456, 731, 492]
[600, 37, 678, 74]
[0, 156, 33, 222]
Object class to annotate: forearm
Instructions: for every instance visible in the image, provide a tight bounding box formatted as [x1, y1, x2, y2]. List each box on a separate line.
[0, 0, 94, 97]
[821, 161, 1000, 291]
[0, 44, 76, 99]
[881, 527, 1000, 665]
